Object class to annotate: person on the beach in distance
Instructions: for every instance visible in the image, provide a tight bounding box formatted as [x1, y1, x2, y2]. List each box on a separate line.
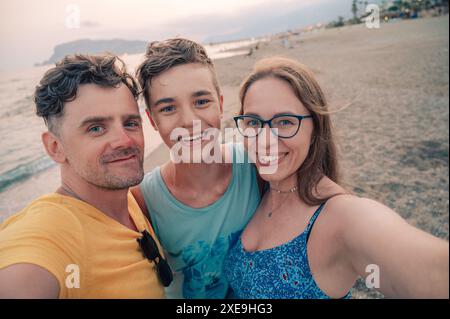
[0, 54, 169, 298]
[223, 57, 449, 298]
[132, 38, 262, 298]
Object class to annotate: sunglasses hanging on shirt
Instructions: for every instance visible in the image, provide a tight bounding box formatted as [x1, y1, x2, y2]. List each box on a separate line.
[137, 229, 173, 287]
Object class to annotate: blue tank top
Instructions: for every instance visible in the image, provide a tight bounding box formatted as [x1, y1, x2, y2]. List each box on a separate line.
[223, 202, 352, 299]
[140, 143, 260, 299]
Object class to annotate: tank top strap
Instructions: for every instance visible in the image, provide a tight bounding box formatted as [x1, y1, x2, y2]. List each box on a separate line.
[304, 202, 327, 243]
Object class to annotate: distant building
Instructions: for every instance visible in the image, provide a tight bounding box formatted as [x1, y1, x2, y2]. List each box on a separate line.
[380, 0, 448, 20]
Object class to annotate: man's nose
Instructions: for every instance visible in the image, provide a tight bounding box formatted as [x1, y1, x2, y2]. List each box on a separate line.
[109, 125, 135, 149]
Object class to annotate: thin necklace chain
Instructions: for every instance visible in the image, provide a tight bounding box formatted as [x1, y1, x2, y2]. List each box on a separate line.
[270, 185, 298, 194]
[267, 190, 296, 218]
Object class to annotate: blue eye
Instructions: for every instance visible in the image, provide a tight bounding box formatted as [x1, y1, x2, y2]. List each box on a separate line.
[273, 117, 296, 127]
[279, 119, 294, 126]
[88, 126, 104, 134]
[125, 121, 140, 129]
[195, 99, 211, 107]
[245, 119, 260, 127]
[160, 106, 175, 113]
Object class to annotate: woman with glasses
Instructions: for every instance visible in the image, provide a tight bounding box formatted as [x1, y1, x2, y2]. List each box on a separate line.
[223, 57, 449, 299]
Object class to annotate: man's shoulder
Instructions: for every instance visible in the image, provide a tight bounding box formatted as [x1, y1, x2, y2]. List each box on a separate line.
[0, 193, 86, 297]
[1, 193, 85, 236]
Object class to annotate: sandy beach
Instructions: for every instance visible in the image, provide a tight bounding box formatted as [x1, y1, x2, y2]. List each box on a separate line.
[0, 15, 448, 298]
[146, 16, 450, 298]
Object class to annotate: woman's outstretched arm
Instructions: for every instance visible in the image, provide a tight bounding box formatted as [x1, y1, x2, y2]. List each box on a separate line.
[336, 197, 448, 298]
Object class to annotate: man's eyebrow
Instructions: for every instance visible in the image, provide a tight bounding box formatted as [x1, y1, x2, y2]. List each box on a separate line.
[153, 97, 175, 107]
[79, 114, 141, 128]
[192, 90, 213, 98]
[123, 114, 142, 121]
[79, 116, 113, 128]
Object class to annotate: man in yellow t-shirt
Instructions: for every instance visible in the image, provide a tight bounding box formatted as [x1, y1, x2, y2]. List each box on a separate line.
[0, 192, 164, 298]
[0, 54, 167, 298]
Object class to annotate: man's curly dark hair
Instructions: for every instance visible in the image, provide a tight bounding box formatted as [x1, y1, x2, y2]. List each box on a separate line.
[34, 54, 139, 134]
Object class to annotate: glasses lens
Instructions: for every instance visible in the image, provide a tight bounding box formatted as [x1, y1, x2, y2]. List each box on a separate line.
[271, 116, 300, 138]
[138, 231, 159, 260]
[236, 117, 261, 137]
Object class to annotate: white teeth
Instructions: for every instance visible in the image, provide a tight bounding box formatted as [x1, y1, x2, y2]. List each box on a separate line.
[181, 132, 204, 142]
[258, 153, 287, 164]
[260, 155, 279, 162]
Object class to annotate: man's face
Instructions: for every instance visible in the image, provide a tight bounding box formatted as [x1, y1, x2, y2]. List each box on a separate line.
[58, 83, 145, 190]
[148, 63, 223, 154]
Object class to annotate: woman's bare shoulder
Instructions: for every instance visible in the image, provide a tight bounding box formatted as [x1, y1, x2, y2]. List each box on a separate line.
[324, 192, 405, 234]
[317, 177, 393, 214]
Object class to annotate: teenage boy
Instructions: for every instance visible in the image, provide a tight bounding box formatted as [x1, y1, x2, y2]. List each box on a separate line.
[133, 38, 261, 298]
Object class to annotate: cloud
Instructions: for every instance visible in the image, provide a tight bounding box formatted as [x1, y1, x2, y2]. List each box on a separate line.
[81, 20, 100, 28]
[0, 0, 353, 70]
[124, 0, 352, 43]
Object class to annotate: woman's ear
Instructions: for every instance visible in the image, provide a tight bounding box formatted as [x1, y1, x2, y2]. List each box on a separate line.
[145, 108, 158, 131]
[42, 131, 66, 164]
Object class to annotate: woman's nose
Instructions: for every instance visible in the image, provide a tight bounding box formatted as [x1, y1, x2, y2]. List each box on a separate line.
[257, 126, 279, 154]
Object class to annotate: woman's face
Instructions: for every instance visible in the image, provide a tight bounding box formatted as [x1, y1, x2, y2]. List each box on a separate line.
[242, 77, 314, 184]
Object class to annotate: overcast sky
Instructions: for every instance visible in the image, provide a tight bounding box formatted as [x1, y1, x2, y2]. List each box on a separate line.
[0, 0, 354, 71]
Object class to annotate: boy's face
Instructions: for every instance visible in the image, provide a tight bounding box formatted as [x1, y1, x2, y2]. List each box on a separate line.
[147, 63, 223, 152]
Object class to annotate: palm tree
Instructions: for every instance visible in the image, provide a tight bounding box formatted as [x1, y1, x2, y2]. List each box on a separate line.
[352, 0, 358, 19]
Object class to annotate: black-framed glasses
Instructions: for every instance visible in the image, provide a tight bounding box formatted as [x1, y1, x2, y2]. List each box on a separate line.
[137, 229, 173, 287]
[233, 114, 313, 138]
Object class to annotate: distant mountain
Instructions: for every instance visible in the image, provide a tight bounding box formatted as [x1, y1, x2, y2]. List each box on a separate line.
[39, 39, 148, 65]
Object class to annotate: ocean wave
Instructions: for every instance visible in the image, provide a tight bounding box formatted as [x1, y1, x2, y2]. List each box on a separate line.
[0, 156, 55, 193]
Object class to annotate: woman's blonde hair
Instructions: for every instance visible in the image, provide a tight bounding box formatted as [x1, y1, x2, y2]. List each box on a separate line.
[239, 57, 341, 205]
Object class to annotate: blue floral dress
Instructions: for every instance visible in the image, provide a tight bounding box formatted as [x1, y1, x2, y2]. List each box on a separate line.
[223, 202, 352, 299]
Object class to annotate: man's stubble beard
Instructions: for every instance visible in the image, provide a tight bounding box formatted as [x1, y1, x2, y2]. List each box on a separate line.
[67, 148, 145, 191]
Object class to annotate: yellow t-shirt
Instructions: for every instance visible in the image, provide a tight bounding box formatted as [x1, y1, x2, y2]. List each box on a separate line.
[0, 192, 165, 299]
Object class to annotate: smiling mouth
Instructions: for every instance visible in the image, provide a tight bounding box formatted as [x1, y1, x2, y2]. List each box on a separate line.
[106, 154, 137, 163]
[257, 152, 288, 165]
[178, 131, 208, 143]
